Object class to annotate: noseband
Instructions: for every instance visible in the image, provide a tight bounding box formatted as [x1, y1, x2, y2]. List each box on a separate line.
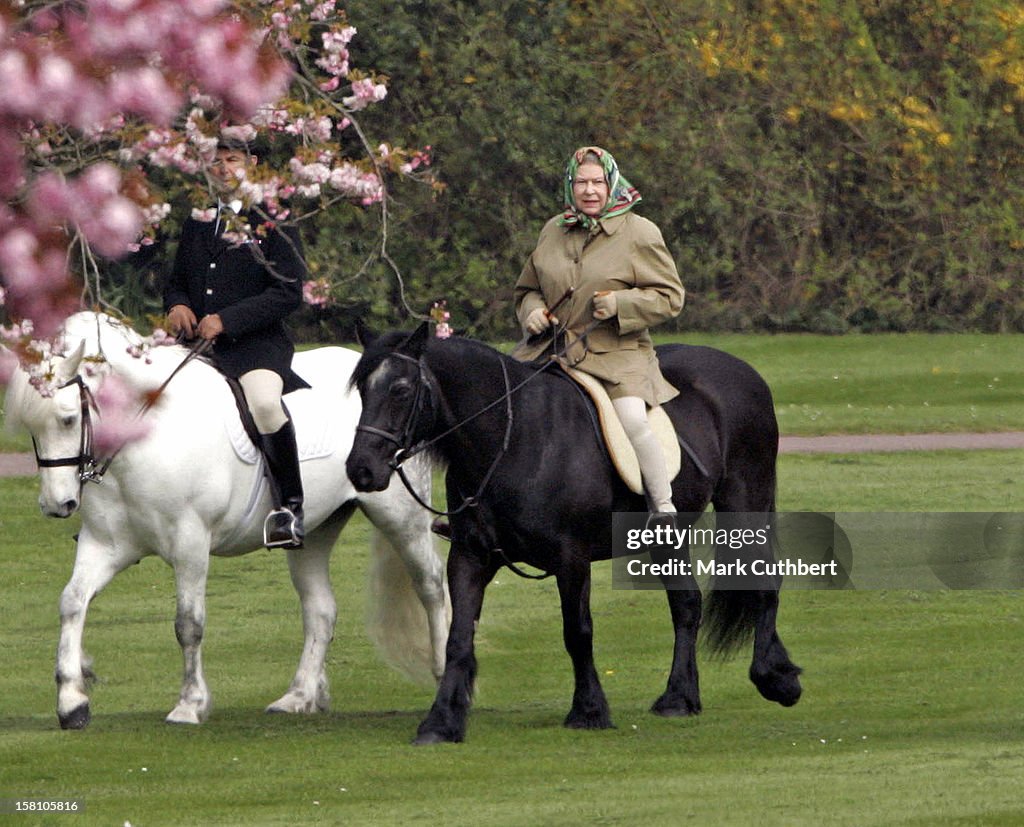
[32, 375, 103, 486]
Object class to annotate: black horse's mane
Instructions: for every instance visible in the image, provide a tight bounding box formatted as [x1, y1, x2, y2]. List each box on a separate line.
[350, 330, 542, 390]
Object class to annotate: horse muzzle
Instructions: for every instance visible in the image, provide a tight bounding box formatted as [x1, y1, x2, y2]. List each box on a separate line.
[346, 450, 391, 493]
[40, 495, 80, 519]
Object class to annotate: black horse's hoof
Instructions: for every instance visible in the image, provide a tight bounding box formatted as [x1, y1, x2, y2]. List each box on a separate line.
[412, 730, 460, 745]
[651, 694, 701, 717]
[58, 703, 91, 730]
[564, 708, 614, 730]
[751, 665, 803, 707]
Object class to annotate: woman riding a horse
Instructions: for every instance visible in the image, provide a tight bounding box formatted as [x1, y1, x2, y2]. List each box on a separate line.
[512, 145, 684, 514]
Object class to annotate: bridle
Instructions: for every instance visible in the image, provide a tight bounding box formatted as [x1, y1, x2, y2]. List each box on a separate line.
[353, 352, 436, 468]
[355, 322, 611, 518]
[355, 350, 519, 519]
[32, 337, 213, 490]
[32, 375, 103, 487]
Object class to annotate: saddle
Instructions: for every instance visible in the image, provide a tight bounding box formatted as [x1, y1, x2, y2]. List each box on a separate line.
[222, 376, 337, 465]
[558, 365, 681, 495]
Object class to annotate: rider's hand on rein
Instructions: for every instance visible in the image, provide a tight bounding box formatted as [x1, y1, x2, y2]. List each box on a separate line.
[525, 306, 558, 335]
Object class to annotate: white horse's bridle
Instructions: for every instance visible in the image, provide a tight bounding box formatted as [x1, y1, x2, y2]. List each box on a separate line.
[31, 375, 104, 486]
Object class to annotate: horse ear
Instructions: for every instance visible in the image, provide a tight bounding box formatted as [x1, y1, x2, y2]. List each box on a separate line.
[399, 322, 430, 358]
[53, 340, 86, 386]
[353, 317, 376, 348]
[0, 344, 15, 382]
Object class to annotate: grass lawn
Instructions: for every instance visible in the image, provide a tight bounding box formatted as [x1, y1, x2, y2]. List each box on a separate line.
[662, 331, 1024, 435]
[2, 445, 1024, 826]
[1, 332, 1022, 825]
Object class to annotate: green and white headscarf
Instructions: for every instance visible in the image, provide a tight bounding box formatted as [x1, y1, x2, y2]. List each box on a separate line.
[558, 145, 642, 230]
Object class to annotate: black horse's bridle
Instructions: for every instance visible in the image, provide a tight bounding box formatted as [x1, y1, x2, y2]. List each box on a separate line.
[354, 352, 436, 467]
[355, 350, 519, 519]
[32, 375, 103, 486]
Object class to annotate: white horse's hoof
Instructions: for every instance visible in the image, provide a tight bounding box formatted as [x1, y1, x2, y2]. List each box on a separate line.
[265, 692, 328, 715]
[165, 703, 208, 725]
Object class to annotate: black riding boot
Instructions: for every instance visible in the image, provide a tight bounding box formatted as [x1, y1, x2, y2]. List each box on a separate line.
[260, 420, 305, 549]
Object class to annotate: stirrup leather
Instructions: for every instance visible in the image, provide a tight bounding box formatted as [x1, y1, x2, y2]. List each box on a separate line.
[263, 507, 303, 549]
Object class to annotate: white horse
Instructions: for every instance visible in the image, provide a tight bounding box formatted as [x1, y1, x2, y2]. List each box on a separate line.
[3, 312, 448, 729]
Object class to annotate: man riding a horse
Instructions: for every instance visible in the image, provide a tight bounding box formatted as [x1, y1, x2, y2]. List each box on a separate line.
[164, 136, 307, 549]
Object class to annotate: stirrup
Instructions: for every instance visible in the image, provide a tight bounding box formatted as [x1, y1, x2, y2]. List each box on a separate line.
[264, 508, 304, 549]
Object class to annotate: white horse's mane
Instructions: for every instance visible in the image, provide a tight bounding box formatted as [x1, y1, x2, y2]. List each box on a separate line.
[4, 311, 191, 433]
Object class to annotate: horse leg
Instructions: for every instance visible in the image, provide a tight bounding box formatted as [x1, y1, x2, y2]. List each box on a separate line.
[266, 512, 346, 714]
[165, 546, 212, 725]
[748, 590, 802, 707]
[712, 480, 802, 707]
[642, 531, 703, 717]
[56, 530, 140, 730]
[414, 546, 495, 745]
[558, 562, 613, 729]
[651, 588, 703, 717]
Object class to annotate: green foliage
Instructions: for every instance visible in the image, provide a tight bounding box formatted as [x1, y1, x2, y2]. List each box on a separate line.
[306, 0, 1024, 336]
[100, 1, 1024, 337]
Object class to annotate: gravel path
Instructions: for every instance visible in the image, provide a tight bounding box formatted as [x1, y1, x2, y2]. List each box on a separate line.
[3, 431, 1024, 477]
[778, 431, 1024, 454]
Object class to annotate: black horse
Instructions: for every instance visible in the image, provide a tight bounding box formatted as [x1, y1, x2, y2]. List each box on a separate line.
[347, 325, 801, 744]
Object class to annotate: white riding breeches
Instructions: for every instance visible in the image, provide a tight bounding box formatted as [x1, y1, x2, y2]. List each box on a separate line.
[612, 395, 676, 513]
[239, 369, 288, 435]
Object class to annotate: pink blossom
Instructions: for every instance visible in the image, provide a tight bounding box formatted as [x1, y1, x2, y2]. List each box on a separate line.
[310, 2, 337, 22]
[303, 278, 332, 307]
[343, 78, 387, 111]
[220, 123, 258, 144]
[327, 162, 383, 204]
[91, 373, 152, 455]
[109, 66, 182, 123]
[0, 0, 412, 393]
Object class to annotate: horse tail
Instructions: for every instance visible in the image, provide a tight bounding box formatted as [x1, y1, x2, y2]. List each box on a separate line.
[703, 585, 766, 657]
[702, 486, 779, 657]
[364, 528, 449, 686]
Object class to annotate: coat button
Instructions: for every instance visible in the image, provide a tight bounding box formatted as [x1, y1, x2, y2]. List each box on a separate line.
[206, 288, 213, 295]
[209, 263, 216, 269]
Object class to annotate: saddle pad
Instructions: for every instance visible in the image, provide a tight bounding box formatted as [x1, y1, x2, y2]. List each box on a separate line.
[226, 382, 344, 466]
[561, 366, 681, 496]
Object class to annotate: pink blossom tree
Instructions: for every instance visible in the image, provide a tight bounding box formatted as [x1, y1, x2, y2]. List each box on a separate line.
[0, 0, 436, 396]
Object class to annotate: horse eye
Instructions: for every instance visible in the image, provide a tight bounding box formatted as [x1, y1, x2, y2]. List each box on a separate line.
[61, 415, 76, 428]
[391, 381, 413, 400]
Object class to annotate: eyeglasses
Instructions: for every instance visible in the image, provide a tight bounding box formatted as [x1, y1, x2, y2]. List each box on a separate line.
[572, 177, 608, 190]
